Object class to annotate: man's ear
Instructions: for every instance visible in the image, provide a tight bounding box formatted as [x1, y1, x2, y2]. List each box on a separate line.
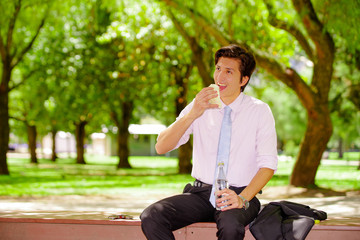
[240, 76, 249, 86]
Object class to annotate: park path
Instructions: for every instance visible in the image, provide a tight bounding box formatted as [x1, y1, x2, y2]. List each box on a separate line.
[1, 186, 359, 226]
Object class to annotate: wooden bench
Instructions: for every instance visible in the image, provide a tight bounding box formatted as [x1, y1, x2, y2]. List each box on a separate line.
[1, 218, 360, 240]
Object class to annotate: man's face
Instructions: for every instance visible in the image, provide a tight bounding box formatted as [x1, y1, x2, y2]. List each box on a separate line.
[213, 57, 248, 105]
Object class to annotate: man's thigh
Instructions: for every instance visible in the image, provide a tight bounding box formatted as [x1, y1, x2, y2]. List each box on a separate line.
[141, 184, 215, 230]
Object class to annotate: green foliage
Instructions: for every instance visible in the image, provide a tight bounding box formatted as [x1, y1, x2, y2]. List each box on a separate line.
[313, 0, 360, 54]
[248, 80, 307, 154]
[2, 0, 359, 176]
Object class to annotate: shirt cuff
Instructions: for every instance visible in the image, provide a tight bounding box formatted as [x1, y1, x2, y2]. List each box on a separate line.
[256, 155, 278, 172]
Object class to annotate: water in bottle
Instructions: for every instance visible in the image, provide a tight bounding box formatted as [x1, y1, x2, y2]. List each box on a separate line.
[215, 162, 229, 210]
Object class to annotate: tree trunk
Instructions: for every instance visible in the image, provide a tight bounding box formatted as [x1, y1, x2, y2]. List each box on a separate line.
[176, 93, 193, 173]
[117, 129, 131, 168]
[178, 141, 192, 173]
[75, 121, 87, 164]
[161, 0, 336, 188]
[116, 101, 133, 169]
[51, 129, 58, 161]
[290, 104, 333, 187]
[0, 66, 11, 175]
[174, 64, 193, 173]
[0, 1, 46, 175]
[111, 102, 134, 168]
[27, 124, 38, 164]
[338, 138, 343, 159]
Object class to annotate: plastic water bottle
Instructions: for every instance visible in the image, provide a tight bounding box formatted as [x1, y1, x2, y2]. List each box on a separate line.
[215, 162, 229, 210]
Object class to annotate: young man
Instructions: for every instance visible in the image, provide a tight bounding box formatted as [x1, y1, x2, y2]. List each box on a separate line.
[141, 44, 278, 240]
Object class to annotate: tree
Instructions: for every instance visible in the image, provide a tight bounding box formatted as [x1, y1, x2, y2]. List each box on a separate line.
[95, 0, 163, 168]
[158, 0, 356, 187]
[95, 0, 199, 170]
[164, 8, 223, 173]
[173, 62, 193, 173]
[50, 0, 107, 164]
[0, 0, 48, 174]
[10, 78, 49, 164]
[154, 16, 195, 173]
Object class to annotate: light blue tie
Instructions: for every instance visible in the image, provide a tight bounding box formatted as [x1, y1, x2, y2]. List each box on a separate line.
[209, 106, 232, 207]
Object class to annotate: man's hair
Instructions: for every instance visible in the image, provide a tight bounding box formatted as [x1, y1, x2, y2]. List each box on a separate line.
[214, 44, 256, 92]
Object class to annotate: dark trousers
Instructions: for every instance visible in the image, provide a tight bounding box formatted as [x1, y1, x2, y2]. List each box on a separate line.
[140, 183, 261, 240]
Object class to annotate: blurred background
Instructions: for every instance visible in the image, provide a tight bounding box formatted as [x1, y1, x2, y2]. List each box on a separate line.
[0, 0, 359, 204]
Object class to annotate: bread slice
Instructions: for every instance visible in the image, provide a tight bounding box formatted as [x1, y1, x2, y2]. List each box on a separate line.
[209, 84, 222, 108]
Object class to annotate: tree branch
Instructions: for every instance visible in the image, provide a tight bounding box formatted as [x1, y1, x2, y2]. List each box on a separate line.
[6, 0, 22, 53]
[8, 68, 39, 92]
[166, 10, 192, 46]
[264, 0, 315, 61]
[9, 115, 26, 122]
[291, 0, 334, 100]
[291, 0, 334, 59]
[0, 32, 6, 63]
[348, 82, 360, 111]
[11, 16, 46, 68]
[166, 9, 213, 86]
[161, 0, 316, 108]
[227, 0, 240, 39]
[255, 52, 315, 108]
[162, 0, 232, 46]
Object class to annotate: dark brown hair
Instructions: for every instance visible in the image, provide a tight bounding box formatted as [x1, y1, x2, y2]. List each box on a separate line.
[215, 44, 256, 92]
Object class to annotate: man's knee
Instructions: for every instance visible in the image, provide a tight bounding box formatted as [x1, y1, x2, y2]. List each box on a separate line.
[217, 216, 245, 239]
[216, 209, 250, 240]
[141, 204, 159, 226]
[141, 202, 177, 240]
[141, 202, 169, 229]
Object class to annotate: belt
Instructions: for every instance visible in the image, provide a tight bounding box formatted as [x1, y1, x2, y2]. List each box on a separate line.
[193, 179, 262, 194]
[193, 180, 212, 187]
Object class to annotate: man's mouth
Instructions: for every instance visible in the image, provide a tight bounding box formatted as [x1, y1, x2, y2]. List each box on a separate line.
[218, 84, 227, 91]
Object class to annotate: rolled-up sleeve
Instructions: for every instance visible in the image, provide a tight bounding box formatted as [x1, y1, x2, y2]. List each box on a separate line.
[255, 104, 278, 171]
[156, 101, 194, 151]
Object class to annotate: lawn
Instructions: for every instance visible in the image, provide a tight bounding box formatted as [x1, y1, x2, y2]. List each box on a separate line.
[0, 154, 359, 197]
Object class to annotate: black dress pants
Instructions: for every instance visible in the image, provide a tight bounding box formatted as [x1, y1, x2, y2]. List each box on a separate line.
[140, 183, 261, 240]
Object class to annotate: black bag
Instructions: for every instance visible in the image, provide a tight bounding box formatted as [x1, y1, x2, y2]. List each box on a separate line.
[249, 201, 327, 240]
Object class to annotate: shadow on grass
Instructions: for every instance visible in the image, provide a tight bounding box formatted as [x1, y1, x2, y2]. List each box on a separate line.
[286, 187, 349, 198]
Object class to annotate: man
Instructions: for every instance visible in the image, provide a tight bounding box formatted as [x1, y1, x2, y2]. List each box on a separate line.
[141, 44, 278, 240]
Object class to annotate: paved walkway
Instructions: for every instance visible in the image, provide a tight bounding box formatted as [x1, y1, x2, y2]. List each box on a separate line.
[1, 186, 359, 226]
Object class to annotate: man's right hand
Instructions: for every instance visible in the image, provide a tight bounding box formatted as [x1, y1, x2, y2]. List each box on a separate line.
[188, 87, 220, 120]
[155, 87, 219, 154]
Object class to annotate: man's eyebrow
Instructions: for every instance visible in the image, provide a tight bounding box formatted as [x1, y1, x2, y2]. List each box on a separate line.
[215, 65, 235, 71]
[225, 67, 235, 71]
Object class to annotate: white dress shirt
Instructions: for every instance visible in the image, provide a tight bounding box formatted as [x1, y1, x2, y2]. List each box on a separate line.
[167, 93, 278, 187]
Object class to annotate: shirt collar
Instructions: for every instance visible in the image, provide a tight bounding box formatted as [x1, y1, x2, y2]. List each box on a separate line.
[220, 92, 245, 113]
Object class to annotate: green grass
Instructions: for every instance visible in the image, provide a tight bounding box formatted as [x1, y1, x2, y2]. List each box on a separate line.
[0, 155, 359, 197]
[328, 151, 360, 161]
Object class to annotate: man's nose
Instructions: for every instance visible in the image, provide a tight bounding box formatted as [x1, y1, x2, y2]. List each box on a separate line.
[217, 71, 226, 83]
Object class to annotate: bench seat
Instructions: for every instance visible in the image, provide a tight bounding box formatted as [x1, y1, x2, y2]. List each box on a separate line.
[1, 218, 359, 240]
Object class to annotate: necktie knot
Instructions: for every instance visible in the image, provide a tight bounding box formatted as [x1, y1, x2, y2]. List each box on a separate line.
[224, 105, 232, 119]
[224, 106, 231, 115]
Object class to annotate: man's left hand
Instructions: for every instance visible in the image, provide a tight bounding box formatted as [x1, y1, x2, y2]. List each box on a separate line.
[215, 188, 244, 211]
